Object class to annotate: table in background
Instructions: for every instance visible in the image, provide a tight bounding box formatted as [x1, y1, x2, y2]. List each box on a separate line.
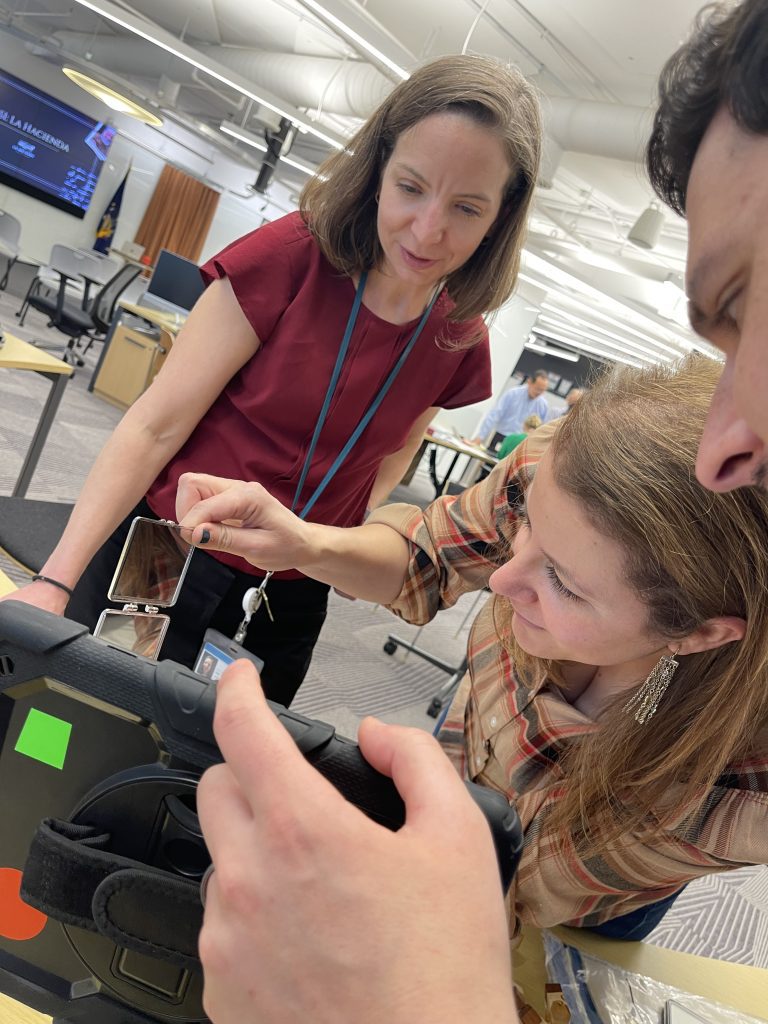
[416, 429, 498, 497]
[109, 250, 155, 275]
[0, 333, 73, 497]
[89, 302, 185, 410]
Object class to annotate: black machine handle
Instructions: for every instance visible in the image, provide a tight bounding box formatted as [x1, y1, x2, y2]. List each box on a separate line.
[0, 601, 522, 892]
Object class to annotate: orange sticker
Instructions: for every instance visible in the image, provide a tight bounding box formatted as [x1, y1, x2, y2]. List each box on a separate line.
[0, 867, 48, 940]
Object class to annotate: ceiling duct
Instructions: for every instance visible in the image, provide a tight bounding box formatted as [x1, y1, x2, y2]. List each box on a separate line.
[47, 32, 653, 151]
[541, 96, 654, 163]
[40, 31, 656, 180]
[46, 33, 392, 120]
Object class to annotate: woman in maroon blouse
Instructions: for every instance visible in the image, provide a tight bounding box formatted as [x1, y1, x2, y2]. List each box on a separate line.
[7, 54, 542, 705]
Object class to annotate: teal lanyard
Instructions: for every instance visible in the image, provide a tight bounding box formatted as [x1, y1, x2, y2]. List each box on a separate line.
[291, 271, 440, 520]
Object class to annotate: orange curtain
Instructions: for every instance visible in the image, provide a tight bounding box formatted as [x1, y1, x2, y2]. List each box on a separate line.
[135, 164, 220, 265]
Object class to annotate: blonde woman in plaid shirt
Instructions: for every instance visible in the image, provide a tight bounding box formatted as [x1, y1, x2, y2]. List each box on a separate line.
[183, 354, 768, 943]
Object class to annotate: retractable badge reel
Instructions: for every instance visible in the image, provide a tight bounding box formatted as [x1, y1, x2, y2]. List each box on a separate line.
[93, 516, 194, 660]
[193, 574, 270, 679]
[234, 572, 274, 641]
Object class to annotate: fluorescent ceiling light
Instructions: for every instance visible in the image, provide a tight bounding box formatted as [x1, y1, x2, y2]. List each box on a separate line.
[537, 313, 674, 364]
[535, 328, 645, 368]
[525, 339, 579, 363]
[298, 0, 409, 81]
[657, 279, 689, 326]
[219, 122, 267, 152]
[280, 154, 318, 176]
[70, 0, 345, 150]
[220, 124, 320, 178]
[522, 249, 697, 353]
[62, 67, 163, 126]
[541, 299, 687, 357]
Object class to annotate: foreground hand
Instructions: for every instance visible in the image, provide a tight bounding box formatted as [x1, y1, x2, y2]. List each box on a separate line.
[176, 473, 316, 572]
[197, 661, 517, 1024]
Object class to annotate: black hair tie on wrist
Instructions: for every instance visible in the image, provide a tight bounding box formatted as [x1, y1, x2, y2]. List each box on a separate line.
[31, 575, 74, 598]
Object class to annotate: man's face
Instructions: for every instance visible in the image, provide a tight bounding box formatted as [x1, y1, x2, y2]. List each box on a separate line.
[686, 107, 768, 491]
[528, 377, 548, 399]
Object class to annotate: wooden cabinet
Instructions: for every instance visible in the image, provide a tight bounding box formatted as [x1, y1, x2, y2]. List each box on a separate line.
[91, 323, 172, 410]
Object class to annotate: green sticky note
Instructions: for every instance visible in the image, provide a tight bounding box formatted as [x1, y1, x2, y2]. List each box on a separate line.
[15, 708, 72, 769]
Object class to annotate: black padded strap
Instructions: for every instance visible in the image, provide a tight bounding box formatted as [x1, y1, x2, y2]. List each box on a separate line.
[22, 818, 202, 971]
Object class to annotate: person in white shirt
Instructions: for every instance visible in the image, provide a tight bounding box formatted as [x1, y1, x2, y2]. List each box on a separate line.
[468, 370, 549, 446]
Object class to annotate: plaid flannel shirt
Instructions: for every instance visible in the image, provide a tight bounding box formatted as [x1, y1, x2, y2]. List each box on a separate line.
[368, 424, 768, 933]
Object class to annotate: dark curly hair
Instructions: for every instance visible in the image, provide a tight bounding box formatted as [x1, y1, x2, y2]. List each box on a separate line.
[647, 0, 768, 216]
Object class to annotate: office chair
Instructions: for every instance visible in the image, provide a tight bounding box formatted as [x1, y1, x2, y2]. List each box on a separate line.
[383, 588, 488, 718]
[16, 245, 94, 323]
[19, 251, 140, 366]
[0, 496, 73, 577]
[75, 263, 142, 360]
[0, 210, 21, 291]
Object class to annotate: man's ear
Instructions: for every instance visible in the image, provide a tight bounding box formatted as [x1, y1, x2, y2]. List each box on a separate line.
[674, 616, 746, 656]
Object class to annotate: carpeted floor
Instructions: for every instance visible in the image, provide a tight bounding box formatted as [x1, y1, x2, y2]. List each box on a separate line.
[2, 285, 767, 972]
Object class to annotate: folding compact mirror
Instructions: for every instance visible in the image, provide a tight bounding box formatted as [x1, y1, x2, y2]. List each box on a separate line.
[93, 516, 194, 659]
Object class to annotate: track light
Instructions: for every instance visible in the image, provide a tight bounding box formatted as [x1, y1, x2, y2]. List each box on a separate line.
[627, 202, 664, 250]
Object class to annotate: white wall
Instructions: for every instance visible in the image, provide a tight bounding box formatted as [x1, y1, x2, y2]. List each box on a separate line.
[0, 33, 296, 266]
[431, 293, 541, 437]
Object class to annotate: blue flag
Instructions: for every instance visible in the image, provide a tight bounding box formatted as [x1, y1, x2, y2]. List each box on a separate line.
[93, 167, 129, 254]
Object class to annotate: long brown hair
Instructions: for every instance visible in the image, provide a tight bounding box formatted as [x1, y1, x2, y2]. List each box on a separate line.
[300, 55, 541, 327]
[501, 356, 768, 851]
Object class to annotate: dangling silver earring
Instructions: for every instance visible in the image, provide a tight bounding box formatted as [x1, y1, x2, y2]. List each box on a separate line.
[623, 650, 680, 725]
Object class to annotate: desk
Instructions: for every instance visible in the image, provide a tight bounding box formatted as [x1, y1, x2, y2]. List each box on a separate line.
[110, 249, 155, 274]
[423, 429, 498, 497]
[0, 333, 73, 497]
[118, 301, 186, 336]
[513, 926, 768, 1021]
[89, 303, 185, 410]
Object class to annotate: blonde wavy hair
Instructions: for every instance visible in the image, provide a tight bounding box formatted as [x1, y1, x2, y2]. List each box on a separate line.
[498, 355, 768, 852]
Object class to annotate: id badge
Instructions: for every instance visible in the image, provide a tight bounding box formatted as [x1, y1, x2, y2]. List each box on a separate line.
[194, 628, 265, 681]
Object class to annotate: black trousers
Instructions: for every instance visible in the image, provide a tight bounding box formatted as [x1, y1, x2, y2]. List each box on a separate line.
[66, 499, 329, 707]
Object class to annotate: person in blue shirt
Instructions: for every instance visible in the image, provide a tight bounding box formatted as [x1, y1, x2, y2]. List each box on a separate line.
[545, 386, 584, 422]
[468, 369, 549, 447]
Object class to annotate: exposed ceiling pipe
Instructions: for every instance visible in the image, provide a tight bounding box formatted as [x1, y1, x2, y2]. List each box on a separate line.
[541, 95, 654, 165]
[42, 32, 653, 166]
[47, 33, 392, 120]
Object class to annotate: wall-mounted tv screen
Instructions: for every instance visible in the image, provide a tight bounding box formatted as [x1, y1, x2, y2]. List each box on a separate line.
[0, 68, 116, 218]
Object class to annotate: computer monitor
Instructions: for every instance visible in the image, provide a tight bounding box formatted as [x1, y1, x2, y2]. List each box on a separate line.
[141, 249, 205, 316]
